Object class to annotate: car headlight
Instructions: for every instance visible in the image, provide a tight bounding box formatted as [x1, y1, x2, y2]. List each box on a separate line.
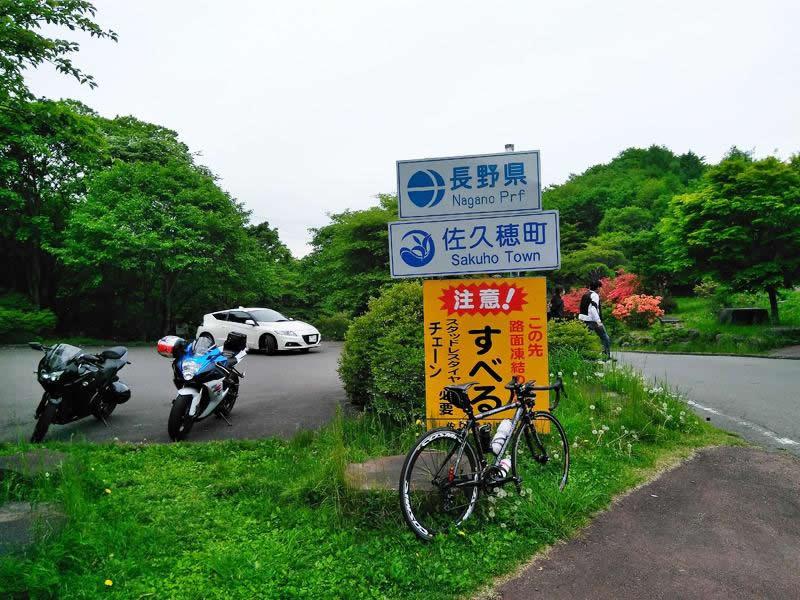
[275, 330, 298, 337]
[182, 361, 199, 380]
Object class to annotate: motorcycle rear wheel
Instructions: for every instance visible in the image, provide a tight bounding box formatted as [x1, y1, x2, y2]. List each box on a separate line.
[168, 395, 194, 441]
[31, 401, 57, 443]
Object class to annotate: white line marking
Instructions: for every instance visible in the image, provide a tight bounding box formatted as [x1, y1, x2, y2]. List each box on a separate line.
[687, 400, 800, 447]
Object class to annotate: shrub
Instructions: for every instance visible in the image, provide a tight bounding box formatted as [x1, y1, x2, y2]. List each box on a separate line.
[651, 324, 700, 347]
[338, 282, 424, 421]
[612, 294, 664, 328]
[0, 294, 57, 342]
[693, 277, 720, 298]
[600, 270, 641, 304]
[547, 319, 602, 360]
[315, 312, 351, 341]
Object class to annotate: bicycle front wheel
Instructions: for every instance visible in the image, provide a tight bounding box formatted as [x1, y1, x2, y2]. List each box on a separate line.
[399, 428, 480, 541]
[511, 412, 569, 491]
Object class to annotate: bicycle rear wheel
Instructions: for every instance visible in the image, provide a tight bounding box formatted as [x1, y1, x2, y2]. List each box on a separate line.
[399, 428, 480, 541]
[511, 411, 569, 491]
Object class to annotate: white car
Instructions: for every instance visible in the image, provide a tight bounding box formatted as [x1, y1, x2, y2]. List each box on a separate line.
[196, 307, 321, 354]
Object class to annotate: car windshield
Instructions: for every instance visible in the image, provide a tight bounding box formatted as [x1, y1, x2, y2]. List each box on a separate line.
[248, 309, 289, 322]
[43, 344, 82, 371]
[192, 336, 214, 356]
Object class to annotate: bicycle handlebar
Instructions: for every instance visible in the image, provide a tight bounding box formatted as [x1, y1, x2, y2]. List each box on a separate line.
[504, 377, 566, 411]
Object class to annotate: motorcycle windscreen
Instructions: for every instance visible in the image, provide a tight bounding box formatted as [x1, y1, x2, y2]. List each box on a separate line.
[43, 344, 82, 371]
[192, 336, 214, 356]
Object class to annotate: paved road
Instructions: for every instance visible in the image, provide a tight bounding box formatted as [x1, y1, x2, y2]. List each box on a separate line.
[0, 343, 346, 443]
[497, 446, 800, 600]
[617, 352, 800, 455]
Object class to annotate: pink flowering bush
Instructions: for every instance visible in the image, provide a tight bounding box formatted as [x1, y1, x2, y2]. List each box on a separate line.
[612, 294, 664, 328]
[561, 270, 642, 317]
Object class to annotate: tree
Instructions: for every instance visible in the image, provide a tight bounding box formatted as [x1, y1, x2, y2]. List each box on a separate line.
[247, 221, 292, 264]
[301, 194, 396, 315]
[56, 160, 255, 335]
[664, 154, 800, 323]
[0, 0, 117, 100]
[0, 99, 105, 306]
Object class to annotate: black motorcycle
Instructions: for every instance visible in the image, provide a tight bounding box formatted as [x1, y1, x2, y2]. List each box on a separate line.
[28, 342, 132, 442]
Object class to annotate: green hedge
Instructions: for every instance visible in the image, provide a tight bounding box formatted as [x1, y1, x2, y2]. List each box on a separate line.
[338, 282, 424, 421]
[547, 319, 602, 360]
[315, 312, 351, 341]
[0, 306, 57, 342]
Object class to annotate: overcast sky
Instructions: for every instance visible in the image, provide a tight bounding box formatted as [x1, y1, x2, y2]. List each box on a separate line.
[26, 0, 799, 256]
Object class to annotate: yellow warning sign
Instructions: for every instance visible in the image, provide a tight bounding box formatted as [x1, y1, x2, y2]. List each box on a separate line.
[423, 277, 550, 429]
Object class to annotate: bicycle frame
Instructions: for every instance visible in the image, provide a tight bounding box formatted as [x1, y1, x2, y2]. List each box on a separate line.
[445, 395, 535, 491]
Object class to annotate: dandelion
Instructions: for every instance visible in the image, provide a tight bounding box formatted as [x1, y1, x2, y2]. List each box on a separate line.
[557, 371, 563, 377]
[589, 404, 595, 410]
[549, 373, 554, 378]
[666, 415, 673, 420]
[525, 488, 533, 496]
[488, 509, 496, 518]
[519, 488, 527, 497]
[104, 580, 113, 587]
[104, 488, 112, 494]
[572, 371, 578, 377]
[572, 441, 578, 448]
[457, 530, 466, 536]
[602, 425, 609, 431]
[680, 411, 685, 416]
[594, 372, 605, 378]
[592, 429, 598, 435]
[415, 419, 422, 426]
[44, 472, 50, 478]
[500, 523, 507, 529]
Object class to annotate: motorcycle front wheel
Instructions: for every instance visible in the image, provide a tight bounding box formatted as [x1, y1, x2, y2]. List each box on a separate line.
[168, 395, 194, 441]
[31, 401, 57, 443]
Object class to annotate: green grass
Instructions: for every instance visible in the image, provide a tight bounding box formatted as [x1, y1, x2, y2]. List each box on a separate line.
[620, 290, 800, 355]
[0, 352, 737, 599]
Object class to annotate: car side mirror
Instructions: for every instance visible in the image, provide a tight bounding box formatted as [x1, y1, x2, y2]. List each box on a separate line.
[28, 342, 43, 351]
[245, 319, 256, 326]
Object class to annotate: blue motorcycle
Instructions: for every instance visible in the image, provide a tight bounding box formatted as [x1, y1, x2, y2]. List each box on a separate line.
[157, 332, 247, 441]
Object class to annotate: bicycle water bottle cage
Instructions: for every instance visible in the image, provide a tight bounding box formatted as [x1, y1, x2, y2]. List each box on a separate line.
[441, 382, 477, 411]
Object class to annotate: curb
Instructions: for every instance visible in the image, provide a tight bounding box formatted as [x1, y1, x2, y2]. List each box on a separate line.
[617, 349, 800, 361]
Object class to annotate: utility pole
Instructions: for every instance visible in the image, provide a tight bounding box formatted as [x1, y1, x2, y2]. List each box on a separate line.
[505, 143, 516, 277]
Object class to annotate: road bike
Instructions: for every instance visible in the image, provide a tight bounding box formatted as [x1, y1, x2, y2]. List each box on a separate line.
[399, 376, 568, 540]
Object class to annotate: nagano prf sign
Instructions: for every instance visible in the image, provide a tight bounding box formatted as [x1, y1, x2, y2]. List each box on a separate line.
[397, 151, 541, 219]
[423, 277, 550, 428]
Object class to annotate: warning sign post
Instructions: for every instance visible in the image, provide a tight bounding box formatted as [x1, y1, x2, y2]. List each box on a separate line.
[423, 277, 549, 428]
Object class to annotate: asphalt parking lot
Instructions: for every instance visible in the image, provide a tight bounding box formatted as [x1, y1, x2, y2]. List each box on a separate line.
[0, 342, 346, 443]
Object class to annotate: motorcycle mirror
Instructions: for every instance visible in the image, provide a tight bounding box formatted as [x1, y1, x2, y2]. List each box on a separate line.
[28, 342, 43, 351]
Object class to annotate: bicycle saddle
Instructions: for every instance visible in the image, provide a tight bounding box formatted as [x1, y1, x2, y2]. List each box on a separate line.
[443, 381, 478, 392]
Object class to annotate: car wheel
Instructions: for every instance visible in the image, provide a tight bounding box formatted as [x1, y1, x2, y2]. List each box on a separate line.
[260, 334, 278, 355]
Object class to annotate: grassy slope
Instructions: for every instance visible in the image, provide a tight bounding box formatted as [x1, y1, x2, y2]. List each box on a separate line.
[623, 291, 800, 354]
[0, 353, 737, 599]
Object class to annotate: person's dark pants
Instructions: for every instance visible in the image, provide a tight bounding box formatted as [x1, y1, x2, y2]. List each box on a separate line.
[586, 321, 611, 358]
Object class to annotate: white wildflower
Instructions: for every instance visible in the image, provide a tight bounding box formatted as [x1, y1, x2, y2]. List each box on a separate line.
[589, 404, 596, 410]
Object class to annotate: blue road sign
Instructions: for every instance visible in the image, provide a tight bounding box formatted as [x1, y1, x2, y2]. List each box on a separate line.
[397, 151, 541, 219]
[388, 210, 560, 278]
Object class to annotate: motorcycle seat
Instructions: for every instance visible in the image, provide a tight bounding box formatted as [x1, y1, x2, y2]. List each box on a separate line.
[100, 346, 128, 360]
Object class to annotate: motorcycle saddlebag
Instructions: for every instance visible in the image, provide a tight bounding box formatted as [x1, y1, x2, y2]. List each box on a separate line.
[157, 335, 187, 358]
[223, 331, 248, 355]
[108, 381, 131, 404]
